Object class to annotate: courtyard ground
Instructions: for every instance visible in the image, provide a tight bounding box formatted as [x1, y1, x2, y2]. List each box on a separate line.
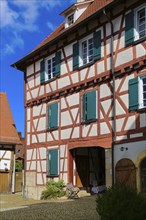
[0, 193, 99, 220]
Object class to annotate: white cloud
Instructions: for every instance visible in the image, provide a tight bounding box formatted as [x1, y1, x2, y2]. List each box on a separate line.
[46, 22, 57, 31]
[0, 0, 76, 55]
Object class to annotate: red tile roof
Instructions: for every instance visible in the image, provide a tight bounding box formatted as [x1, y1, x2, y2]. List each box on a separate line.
[12, 0, 114, 69]
[34, 0, 113, 51]
[0, 92, 21, 145]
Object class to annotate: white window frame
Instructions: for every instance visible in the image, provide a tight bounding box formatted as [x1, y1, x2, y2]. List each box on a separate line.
[79, 34, 94, 67]
[68, 13, 74, 26]
[139, 75, 146, 109]
[45, 54, 55, 81]
[134, 4, 146, 41]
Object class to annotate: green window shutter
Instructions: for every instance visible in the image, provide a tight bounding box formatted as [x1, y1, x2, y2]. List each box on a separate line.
[54, 51, 61, 77]
[73, 42, 79, 70]
[82, 94, 87, 122]
[48, 149, 58, 176]
[40, 59, 45, 83]
[94, 30, 101, 61]
[129, 78, 139, 111]
[87, 91, 96, 121]
[48, 103, 58, 129]
[125, 11, 134, 46]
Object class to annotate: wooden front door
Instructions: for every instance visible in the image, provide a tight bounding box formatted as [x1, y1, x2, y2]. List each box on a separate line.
[115, 158, 136, 189]
[140, 157, 146, 193]
[76, 155, 88, 188]
[0, 172, 9, 192]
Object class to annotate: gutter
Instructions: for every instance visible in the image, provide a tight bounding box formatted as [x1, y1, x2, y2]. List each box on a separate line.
[103, 8, 116, 186]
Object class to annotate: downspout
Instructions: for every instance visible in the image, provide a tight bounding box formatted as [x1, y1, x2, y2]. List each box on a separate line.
[103, 9, 116, 186]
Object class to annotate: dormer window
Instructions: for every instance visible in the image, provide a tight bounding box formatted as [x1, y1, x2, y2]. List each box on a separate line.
[68, 14, 74, 26]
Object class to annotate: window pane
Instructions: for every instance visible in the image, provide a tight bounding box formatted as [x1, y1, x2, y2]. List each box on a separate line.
[137, 7, 146, 39]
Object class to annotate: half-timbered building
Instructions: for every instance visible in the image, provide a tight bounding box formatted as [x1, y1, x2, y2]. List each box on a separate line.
[12, 0, 146, 199]
[0, 92, 22, 193]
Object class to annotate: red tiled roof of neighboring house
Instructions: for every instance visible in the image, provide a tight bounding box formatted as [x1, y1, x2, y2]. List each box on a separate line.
[0, 92, 21, 145]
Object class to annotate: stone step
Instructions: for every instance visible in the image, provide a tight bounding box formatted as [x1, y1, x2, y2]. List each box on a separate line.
[78, 190, 91, 197]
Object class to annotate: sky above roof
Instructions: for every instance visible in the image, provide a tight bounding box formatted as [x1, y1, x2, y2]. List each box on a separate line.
[0, 0, 75, 137]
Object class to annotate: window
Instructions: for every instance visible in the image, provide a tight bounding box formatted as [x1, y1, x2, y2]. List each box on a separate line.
[47, 57, 55, 80]
[68, 14, 74, 26]
[40, 51, 61, 84]
[73, 31, 101, 70]
[48, 149, 58, 176]
[82, 90, 97, 123]
[81, 38, 94, 65]
[135, 5, 146, 40]
[125, 4, 146, 46]
[47, 102, 58, 130]
[129, 75, 146, 111]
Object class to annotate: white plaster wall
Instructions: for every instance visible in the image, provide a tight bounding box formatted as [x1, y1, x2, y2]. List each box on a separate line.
[66, 93, 79, 106]
[32, 135, 37, 143]
[37, 173, 43, 184]
[27, 121, 30, 132]
[27, 92, 31, 101]
[100, 84, 111, 98]
[61, 98, 67, 109]
[39, 86, 45, 96]
[80, 68, 86, 81]
[50, 81, 56, 91]
[35, 73, 40, 86]
[71, 126, 80, 138]
[100, 122, 110, 135]
[33, 105, 41, 117]
[64, 44, 73, 57]
[32, 149, 36, 160]
[60, 159, 68, 172]
[60, 145, 67, 158]
[37, 117, 46, 131]
[26, 64, 34, 77]
[27, 134, 30, 145]
[120, 74, 134, 92]
[116, 100, 126, 115]
[136, 44, 146, 58]
[125, 115, 136, 131]
[120, 94, 128, 108]
[82, 124, 90, 137]
[88, 65, 95, 79]
[35, 61, 40, 72]
[113, 15, 122, 33]
[38, 133, 45, 143]
[89, 124, 98, 136]
[140, 113, 146, 127]
[27, 76, 34, 89]
[39, 148, 46, 159]
[97, 60, 105, 74]
[61, 128, 72, 139]
[61, 61, 68, 75]
[61, 111, 72, 126]
[116, 118, 125, 132]
[31, 88, 39, 99]
[27, 149, 33, 160]
[114, 140, 146, 165]
[27, 108, 31, 121]
[67, 58, 73, 72]
[71, 108, 79, 123]
[115, 48, 133, 67]
[101, 99, 112, 115]
[0, 150, 11, 158]
[71, 72, 79, 84]
[30, 161, 36, 170]
[58, 76, 70, 89]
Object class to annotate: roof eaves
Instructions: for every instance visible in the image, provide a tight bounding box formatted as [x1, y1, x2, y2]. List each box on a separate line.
[11, 0, 118, 71]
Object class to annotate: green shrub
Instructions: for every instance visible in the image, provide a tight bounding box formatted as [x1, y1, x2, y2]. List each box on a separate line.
[41, 179, 66, 200]
[96, 185, 146, 220]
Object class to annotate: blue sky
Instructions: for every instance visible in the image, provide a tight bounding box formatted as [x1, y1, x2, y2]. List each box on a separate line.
[0, 0, 76, 137]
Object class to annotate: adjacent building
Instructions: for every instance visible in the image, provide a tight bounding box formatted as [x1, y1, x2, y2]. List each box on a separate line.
[0, 92, 23, 193]
[12, 0, 146, 199]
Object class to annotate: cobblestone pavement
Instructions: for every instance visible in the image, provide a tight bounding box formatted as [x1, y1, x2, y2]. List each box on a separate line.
[0, 193, 99, 220]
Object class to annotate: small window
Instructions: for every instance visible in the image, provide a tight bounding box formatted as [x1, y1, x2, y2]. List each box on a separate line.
[80, 37, 94, 66]
[82, 90, 97, 123]
[40, 51, 61, 84]
[47, 102, 58, 130]
[139, 76, 146, 108]
[135, 5, 146, 40]
[68, 14, 74, 26]
[129, 75, 146, 111]
[48, 149, 58, 176]
[47, 57, 55, 80]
